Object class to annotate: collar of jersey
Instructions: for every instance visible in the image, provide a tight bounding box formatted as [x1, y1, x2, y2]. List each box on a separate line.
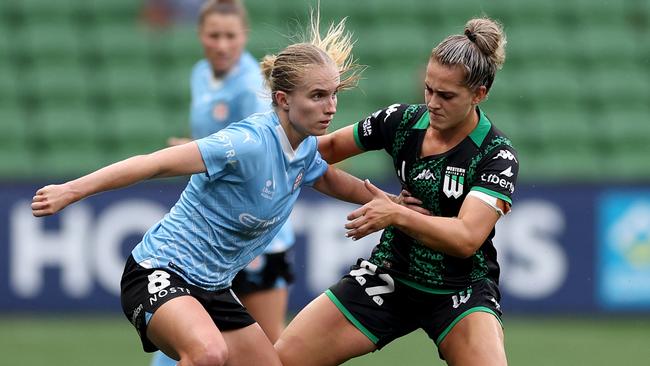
[468, 107, 492, 147]
[411, 106, 491, 147]
[207, 59, 242, 89]
[271, 112, 299, 161]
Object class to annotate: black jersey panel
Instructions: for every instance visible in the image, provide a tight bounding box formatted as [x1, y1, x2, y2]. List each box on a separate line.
[354, 103, 410, 152]
[472, 145, 519, 205]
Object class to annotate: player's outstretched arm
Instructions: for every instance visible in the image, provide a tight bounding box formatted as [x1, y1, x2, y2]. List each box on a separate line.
[345, 181, 502, 258]
[317, 125, 363, 164]
[312, 165, 375, 205]
[31, 142, 206, 217]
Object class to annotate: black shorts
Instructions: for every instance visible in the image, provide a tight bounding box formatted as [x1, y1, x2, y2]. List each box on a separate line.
[231, 249, 294, 296]
[120, 255, 256, 352]
[327, 259, 502, 351]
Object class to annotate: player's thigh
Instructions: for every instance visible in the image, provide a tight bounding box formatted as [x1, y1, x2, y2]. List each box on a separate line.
[239, 287, 288, 342]
[221, 323, 282, 366]
[147, 296, 227, 362]
[438, 311, 506, 366]
[276, 293, 376, 366]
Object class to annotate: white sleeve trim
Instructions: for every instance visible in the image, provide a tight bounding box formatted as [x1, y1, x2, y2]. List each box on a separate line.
[467, 190, 505, 216]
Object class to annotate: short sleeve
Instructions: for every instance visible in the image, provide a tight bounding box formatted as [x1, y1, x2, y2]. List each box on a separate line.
[301, 149, 328, 187]
[196, 124, 263, 182]
[470, 146, 519, 206]
[353, 103, 409, 151]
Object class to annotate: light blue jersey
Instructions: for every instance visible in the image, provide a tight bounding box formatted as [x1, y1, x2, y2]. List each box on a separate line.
[189, 52, 293, 253]
[132, 111, 327, 290]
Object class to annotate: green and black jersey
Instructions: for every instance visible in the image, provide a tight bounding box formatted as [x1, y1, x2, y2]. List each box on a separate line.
[353, 103, 519, 290]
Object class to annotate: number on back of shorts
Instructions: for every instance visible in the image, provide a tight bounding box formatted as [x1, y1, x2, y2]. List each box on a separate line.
[349, 260, 395, 306]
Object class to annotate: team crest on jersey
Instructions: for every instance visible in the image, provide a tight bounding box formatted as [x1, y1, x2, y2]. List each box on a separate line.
[443, 166, 465, 199]
[212, 102, 229, 122]
[292, 169, 304, 193]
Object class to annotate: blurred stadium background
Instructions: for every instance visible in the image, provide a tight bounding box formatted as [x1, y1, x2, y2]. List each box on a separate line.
[1, 0, 650, 365]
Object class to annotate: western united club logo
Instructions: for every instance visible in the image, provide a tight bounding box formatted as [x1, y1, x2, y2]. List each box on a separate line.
[443, 166, 465, 199]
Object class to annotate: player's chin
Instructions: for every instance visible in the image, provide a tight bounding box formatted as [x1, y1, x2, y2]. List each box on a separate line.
[312, 122, 331, 135]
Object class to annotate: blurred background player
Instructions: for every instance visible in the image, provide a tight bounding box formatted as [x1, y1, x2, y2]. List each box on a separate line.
[152, 1, 296, 365]
[276, 17, 516, 366]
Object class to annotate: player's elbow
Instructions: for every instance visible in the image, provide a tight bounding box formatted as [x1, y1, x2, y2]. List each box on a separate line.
[448, 234, 483, 259]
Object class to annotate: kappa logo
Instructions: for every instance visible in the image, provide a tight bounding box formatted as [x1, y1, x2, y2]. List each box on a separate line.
[500, 166, 514, 177]
[443, 166, 465, 199]
[493, 150, 518, 163]
[383, 103, 400, 122]
[414, 168, 435, 181]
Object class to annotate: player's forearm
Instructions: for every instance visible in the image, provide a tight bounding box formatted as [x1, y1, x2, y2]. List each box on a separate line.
[314, 166, 373, 205]
[392, 209, 480, 258]
[65, 154, 163, 202]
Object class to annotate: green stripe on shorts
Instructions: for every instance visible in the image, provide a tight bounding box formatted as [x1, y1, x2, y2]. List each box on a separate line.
[436, 306, 502, 345]
[325, 289, 379, 344]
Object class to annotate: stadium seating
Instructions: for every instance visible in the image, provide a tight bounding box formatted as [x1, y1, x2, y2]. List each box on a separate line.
[0, 0, 648, 182]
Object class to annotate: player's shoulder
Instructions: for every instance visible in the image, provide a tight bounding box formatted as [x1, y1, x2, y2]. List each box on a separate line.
[472, 109, 516, 150]
[239, 51, 260, 70]
[191, 59, 211, 76]
[366, 103, 427, 128]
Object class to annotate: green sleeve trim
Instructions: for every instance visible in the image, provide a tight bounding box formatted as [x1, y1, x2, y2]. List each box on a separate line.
[471, 186, 512, 205]
[395, 277, 457, 294]
[436, 306, 502, 346]
[325, 289, 379, 344]
[352, 122, 364, 150]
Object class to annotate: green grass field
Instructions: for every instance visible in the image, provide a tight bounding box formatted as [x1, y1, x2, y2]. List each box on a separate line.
[1, 315, 649, 365]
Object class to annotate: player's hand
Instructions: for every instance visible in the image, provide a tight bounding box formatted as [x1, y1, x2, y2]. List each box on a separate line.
[345, 180, 400, 240]
[394, 189, 430, 216]
[31, 184, 75, 217]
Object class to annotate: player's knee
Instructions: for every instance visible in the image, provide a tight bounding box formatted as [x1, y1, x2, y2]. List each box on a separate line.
[275, 335, 303, 366]
[183, 342, 229, 366]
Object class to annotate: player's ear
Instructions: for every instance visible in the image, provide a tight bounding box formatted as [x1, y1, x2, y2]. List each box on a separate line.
[275, 91, 290, 111]
[472, 85, 488, 105]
